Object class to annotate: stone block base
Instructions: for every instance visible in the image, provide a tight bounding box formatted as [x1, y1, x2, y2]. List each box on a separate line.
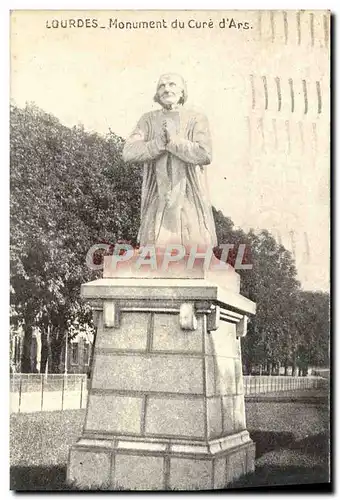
[67, 277, 256, 491]
[67, 432, 255, 490]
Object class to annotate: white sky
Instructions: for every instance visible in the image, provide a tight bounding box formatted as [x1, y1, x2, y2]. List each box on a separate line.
[10, 10, 330, 291]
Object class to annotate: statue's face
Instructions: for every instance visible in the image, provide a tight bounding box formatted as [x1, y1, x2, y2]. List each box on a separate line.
[156, 74, 184, 108]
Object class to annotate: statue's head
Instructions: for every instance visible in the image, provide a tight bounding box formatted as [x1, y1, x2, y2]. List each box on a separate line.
[154, 73, 188, 108]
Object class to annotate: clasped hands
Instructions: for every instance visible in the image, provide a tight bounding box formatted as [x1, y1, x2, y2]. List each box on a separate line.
[157, 120, 172, 151]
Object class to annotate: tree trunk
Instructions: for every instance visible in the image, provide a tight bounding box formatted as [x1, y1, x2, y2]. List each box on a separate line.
[40, 329, 49, 374]
[50, 340, 63, 373]
[49, 327, 64, 373]
[21, 323, 33, 373]
[292, 353, 297, 377]
[284, 361, 288, 376]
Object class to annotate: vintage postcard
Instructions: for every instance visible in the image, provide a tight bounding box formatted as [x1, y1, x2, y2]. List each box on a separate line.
[10, 10, 330, 491]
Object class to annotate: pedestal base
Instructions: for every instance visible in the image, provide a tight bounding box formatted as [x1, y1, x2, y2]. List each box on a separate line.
[68, 432, 255, 490]
[67, 278, 256, 490]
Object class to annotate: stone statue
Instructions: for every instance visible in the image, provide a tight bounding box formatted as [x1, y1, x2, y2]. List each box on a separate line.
[69, 75, 255, 492]
[122, 73, 217, 250]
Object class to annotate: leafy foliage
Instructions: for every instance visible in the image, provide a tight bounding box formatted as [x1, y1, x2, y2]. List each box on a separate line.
[10, 103, 141, 371]
[212, 209, 329, 373]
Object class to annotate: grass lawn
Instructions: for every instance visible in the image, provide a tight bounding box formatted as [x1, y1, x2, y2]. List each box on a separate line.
[234, 400, 330, 490]
[10, 399, 330, 491]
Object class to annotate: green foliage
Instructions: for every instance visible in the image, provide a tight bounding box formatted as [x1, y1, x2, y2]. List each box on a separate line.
[212, 209, 330, 373]
[294, 291, 330, 368]
[10, 103, 142, 371]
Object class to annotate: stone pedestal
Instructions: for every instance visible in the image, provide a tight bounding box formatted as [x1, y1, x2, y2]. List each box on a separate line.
[67, 278, 256, 490]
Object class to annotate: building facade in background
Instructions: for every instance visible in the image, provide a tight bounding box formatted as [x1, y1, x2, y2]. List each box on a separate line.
[10, 327, 93, 375]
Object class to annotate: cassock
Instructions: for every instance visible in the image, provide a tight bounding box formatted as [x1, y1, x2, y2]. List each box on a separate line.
[122, 107, 217, 249]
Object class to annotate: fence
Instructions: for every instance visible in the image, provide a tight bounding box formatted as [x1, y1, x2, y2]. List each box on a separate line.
[10, 374, 88, 413]
[10, 374, 327, 414]
[243, 375, 327, 395]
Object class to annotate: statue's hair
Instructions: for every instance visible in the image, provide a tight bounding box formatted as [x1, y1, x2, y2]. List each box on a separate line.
[153, 73, 188, 105]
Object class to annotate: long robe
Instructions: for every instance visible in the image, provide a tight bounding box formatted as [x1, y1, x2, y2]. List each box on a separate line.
[122, 107, 217, 248]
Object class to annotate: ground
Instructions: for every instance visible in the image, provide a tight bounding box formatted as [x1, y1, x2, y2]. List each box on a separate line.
[234, 397, 330, 489]
[10, 392, 330, 491]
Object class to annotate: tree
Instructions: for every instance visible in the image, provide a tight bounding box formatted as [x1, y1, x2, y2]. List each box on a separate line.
[212, 209, 305, 375]
[295, 291, 330, 371]
[10, 103, 142, 371]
